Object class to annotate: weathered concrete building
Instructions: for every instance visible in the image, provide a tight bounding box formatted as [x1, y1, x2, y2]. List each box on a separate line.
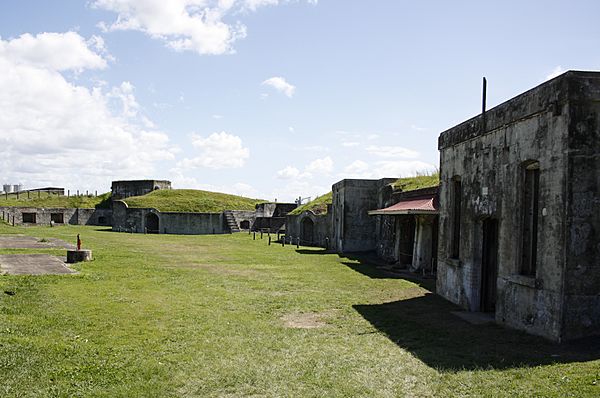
[286, 207, 332, 247]
[111, 201, 227, 234]
[331, 178, 396, 253]
[436, 70, 600, 341]
[0, 206, 112, 226]
[369, 186, 439, 274]
[111, 180, 171, 200]
[252, 202, 297, 233]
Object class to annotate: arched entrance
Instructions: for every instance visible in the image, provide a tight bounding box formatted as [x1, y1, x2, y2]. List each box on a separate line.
[240, 220, 250, 230]
[301, 217, 314, 245]
[146, 213, 159, 234]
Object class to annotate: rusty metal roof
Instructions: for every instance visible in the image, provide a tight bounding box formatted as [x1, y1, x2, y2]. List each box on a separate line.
[368, 193, 438, 215]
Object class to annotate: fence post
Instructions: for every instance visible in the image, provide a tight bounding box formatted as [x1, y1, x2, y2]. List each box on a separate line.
[253, 232, 256, 240]
[268, 236, 271, 246]
[296, 237, 300, 248]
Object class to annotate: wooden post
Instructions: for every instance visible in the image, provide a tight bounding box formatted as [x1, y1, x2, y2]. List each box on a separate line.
[268, 236, 271, 246]
[253, 232, 256, 240]
[260, 231, 263, 239]
[67, 190, 70, 198]
[296, 237, 300, 248]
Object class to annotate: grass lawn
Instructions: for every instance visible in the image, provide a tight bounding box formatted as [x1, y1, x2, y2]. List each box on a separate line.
[0, 223, 598, 397]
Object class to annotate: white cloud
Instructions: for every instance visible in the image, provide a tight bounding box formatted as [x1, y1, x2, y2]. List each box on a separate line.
[0, 32, 174, 191]
[93, 0, 317, 55]
[178, 131, 249, 169]
[366, 145, 420, 159]
[366, 133, 379, 140]
[276, 166, 300, 179]
[212, 114, 223, 119]
[342, 141, 359, 147]
[344, 160, 370, 176]
[305, 156, 333, 175]
[0, 31, 108, 72]
[262, 76, 295, 97]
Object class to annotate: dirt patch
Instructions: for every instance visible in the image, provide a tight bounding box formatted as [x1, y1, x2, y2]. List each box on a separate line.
[281, 312, 328, 329]
[0, 235, 75, 250]
[0, 254, 76, 275]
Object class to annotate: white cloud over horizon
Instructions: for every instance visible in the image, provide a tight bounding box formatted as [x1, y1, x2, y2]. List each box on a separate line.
[177, 131, 250, 170]
[0, 31, 176, 191]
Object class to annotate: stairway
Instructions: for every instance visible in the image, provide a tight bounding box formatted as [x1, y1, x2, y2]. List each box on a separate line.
[223, 210, 240, 233]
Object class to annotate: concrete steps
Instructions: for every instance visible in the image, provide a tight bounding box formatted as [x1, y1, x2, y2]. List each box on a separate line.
[223, 210, 240, 233]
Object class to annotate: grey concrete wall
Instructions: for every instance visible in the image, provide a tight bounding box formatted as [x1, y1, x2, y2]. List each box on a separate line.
[286, 211, 332, 248]
[0, 207, 112, 226]
[111, 180, 171, 199]
[331, 178, 396, 253]
[111, 201, 226, 235]
[229, 210, 256, 230]
[561, 74, 600, 340]
[436, 71, 600, 341]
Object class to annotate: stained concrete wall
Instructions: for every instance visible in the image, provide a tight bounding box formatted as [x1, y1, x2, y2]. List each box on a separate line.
[331, 178, 396, 253]
[0, 207, 112, 226]
[111, 201, 225, 234]
[286, 209, 332, 248]
[228, 210, 256, 230]
[111, 180, 171, 200]
[437, 71, 600, 341]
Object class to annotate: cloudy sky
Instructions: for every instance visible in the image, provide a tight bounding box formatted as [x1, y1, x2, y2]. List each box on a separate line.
[1, 1, 599, 201]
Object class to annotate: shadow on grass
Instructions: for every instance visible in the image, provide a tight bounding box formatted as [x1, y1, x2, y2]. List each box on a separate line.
[354, 293, 600, 371]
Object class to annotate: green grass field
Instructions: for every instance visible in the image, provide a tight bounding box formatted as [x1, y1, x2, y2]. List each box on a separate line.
[0, 223, 598, 397]
[0, 192, 111, 209]
[123, 189, 264, 213]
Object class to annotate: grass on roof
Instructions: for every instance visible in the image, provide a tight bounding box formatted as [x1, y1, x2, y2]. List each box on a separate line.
[123, 189, 265, 213]
[288, 192, 332, 216]
[392, 172, 439, 192]
[0, 192, 111, 209]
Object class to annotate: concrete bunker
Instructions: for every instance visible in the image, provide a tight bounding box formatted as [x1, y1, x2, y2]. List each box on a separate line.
[436, 70, 600, 341]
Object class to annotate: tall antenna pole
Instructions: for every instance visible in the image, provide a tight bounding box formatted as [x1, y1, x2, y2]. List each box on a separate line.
[482, 77, 487, 133]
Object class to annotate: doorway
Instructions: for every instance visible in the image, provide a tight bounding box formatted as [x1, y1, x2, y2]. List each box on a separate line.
[301, 217, 314, 244]
[480, 218, 499, 313]
[146, 213, 159, 234]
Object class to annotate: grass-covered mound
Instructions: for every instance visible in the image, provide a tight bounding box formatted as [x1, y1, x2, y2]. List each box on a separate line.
[0, 192, 111, 209]
[392, 173, 439, 192]
[289, 192, 332, 215]
[123, 189, 265, 213]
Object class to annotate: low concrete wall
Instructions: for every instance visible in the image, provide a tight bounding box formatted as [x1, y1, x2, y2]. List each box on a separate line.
[0, 207, 112, 226]
[286, 211, 332, 248]
[111, 201, 226, 235]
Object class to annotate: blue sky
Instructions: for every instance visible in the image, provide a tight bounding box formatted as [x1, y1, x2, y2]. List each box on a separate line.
[1, 0, 599, 201]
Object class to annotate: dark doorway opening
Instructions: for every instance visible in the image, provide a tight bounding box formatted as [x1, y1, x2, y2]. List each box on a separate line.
[301, 217, 314, 244]
[481, 218, 499, 313]
[397, 217, 416, 267]
[146, 213, 159, 234]
[240, 220, 250, 230]
[50, 213, 64, 223]
[98, 216, 107, 225]
[22, 212, 36, 223]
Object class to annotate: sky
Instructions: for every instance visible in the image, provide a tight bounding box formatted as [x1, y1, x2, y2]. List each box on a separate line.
[1, 1, 600, 202]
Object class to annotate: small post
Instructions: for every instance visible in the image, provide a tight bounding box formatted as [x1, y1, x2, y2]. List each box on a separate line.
[296, 237, 300, 248]
[38, 190, 40, 198]
[325, 237, 329, 250]
[253, 232, 256, 240]
[268, 236, 271, 246]
[77, 234, 82, 251]
[16, 191, 19, 199]
[12, 215, 15, 226]
[260, 231, 263, 239]
[77, 190, 79, 196]
[86, 190, 88, 196]
[27, 191, 30, 199]
[282, 237, 285, 247]
[95, 190, 97, 197]
[67, 190, 70, 198]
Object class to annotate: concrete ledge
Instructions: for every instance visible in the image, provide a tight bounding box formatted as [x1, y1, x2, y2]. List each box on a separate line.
[67, 250, 93, 263]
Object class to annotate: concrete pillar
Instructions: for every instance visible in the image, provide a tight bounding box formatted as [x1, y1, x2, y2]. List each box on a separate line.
[411, 215, 436, 273]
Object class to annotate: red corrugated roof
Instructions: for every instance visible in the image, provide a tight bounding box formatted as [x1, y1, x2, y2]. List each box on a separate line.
[368, 194, 438, 215]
